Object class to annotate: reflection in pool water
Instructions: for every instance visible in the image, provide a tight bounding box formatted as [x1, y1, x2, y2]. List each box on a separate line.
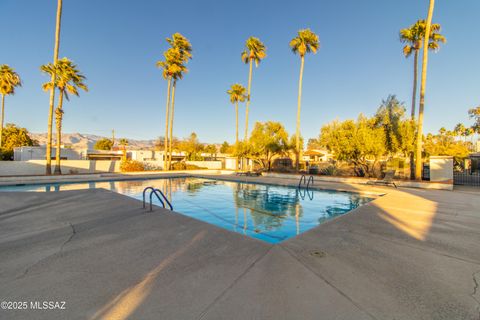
[1, 177, 374, 243]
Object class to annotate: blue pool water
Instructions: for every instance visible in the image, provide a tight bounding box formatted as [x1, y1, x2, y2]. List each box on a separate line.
[0, 177, 374, 243]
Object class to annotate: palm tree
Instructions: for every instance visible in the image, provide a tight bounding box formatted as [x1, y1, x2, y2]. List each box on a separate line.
[400, 20, 445, 180]
[454, 123, 466, 140]
[289, 29, 320, 171]
[241, 37, 266, 142]
[157, 52, 174, 170]
[157, 33, 192, 170]
[227, 84, 247, 146]
[46, 0, 63, 175]
[41, 58, 88, 174]
[415, 0, 436, 181]
[119, 138, 128, 160]
[400, 20, 446, 119]
[166, 34, 192, 170]
[167, 59, 189, 170]
[227, 83, 247, 170]
[0, 65, 22, 150]
[463, 127, 473, 143]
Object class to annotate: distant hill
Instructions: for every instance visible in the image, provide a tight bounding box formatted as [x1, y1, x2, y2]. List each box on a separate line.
[29, 133, 157, 150]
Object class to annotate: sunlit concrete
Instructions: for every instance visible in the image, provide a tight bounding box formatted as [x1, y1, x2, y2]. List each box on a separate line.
[0, 177, 479, 319]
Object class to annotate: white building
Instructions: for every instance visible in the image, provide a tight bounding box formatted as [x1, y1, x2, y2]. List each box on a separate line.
[302, 149, 334, 162]
[14, 146, 86, 161]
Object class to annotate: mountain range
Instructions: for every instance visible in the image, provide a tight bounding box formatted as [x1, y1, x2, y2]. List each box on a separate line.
[29, 133, 157, 150]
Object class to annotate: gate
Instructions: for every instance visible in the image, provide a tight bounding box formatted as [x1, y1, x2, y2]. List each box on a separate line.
[453, 171, 480, 186]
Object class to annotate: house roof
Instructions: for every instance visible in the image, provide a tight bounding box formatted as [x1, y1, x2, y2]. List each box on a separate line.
[304, 149, 328, 156]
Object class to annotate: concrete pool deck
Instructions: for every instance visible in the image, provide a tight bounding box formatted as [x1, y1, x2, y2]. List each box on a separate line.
[0, 175, 479, 319]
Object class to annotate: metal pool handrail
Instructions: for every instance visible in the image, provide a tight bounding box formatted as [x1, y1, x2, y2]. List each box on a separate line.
[298, 175, 306, 188]
[306, 175, 314, 189]
[298, 175, 314, 189]
[149, 189, 166, 211]
[151, 188, 173, 211]
[142, 187, 173, 211]
[142, 187, 156, 209]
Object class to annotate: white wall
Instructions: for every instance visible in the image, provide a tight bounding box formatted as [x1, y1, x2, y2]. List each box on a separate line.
[186, 161, 222, 169]
[0, 159, 223, 176]
[0, 160, 120, 176]
[429, 156, 454, 182]
[225, 158, 237, 170]
[14, 147, 85, 161]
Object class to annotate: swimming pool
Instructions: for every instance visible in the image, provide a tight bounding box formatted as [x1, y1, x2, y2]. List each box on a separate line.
[0, 177, 374, 243]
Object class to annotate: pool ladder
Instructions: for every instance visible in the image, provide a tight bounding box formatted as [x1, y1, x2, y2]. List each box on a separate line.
[298, 175, 314, 200]
[142, 187, 173, 212]
[298, 175, 314, 189]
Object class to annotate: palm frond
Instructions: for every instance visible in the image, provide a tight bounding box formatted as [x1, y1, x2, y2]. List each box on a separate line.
[0, 64, 22, 95]
[289, 29, 320, 57]
[242, 37, 267, 66]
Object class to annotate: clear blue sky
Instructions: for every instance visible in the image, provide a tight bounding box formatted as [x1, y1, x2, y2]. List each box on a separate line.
[1, 0, 479, 143]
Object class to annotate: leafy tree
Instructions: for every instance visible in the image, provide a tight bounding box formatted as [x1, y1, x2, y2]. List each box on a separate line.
[290, 28, 320, 171]
[415, 0, 439, 180]
[468, 106, 480, 133]
[424, 129, 469, 163]
[231, 141, 252, 159]
[41, 58, 88, 174]
[463, 127, 475, 148]
[204, 144, 218, 159]
[94, 138, 113, 150]
[400, 19, 446, 119]
[454, 123, 466, 139]
[241, 37, 266, 141]
[248, 121, 289, 171]
[374, 95, 416, 157]
[178, 132, 204, 160]
[45, 0, 63, 175]
[0, 123, 38, 160]
[307, 138, 321, 150]
[220, 141, 231, 154]
[396, 119, 417, 157]
[0, 65, 22, 149]
[288, 134, 304, 155]
[319, 115, 386, 177]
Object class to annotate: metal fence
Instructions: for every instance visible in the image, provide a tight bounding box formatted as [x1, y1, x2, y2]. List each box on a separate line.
[453, 172, 480, 186]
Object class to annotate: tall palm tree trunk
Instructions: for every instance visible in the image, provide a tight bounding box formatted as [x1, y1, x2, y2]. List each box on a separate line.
[409, 49, 419, 179]
[54, 91, 64, 175]
[415, 0, 435, 180]
[411, 49, 419, 119]
[295, 56, 305, 171]
[244, 59, 253, 141]
[235, 102, 239, 170]
[46, 0, 62, 175]
[0, 95, 5, 149]
[168, 80, 177, 170]
[163, 77, 171, 170]
[243, 59, 253, 171]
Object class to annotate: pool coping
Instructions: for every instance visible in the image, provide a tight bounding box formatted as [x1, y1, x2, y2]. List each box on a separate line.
[0, 172, 388, 198]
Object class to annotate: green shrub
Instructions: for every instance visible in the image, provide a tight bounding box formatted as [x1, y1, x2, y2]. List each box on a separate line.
[320, 165, 339, 176]
[120, 159, 145, 172]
